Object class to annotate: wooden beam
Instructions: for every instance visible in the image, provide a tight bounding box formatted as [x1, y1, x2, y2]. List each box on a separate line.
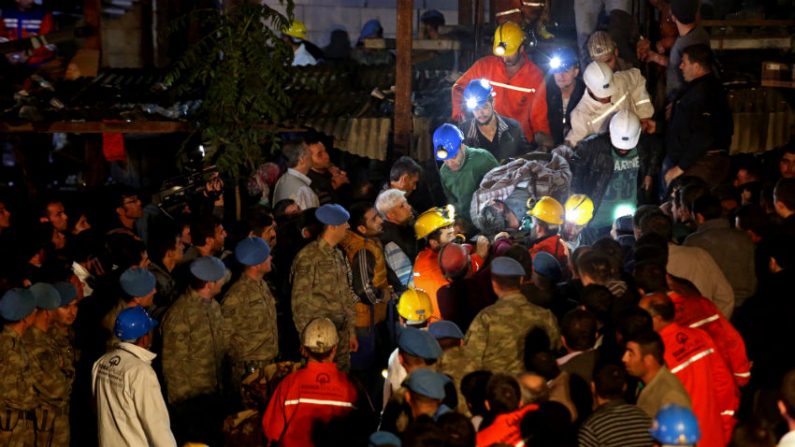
[83, 0, 102, 51]
[459, 0, 472, 26]
[393, 0, 413, 156]
[701, 19, 795, 27]
[710, 35, 792, 51]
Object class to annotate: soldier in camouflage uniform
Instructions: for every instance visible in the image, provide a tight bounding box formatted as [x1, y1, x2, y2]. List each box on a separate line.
[222, 237, 279, 395]
[291, 204, 359, 371]
[162, 256, 230, 445]
[0, 289, 39, 447]
[23, 284, 73, 447]
[462, 257, 561, 374]
[102, 267, 157, 351]
[48, 282, 80, 447]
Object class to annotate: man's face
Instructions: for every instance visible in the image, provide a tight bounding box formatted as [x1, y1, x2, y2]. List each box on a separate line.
[120, 195, 144, 219]
[553, 66, 579, 91]
[330, 165, 349, 189]
[473, 101, 495, 125]
[258, 222, 278, 248]
[622, 341, 647, 378]
[260, 256, 273, 275]
[443, 146, 466, 172]
[47, 203, 68, 232]
[329, 222, 350, 243]
[0, 203, 11, 229]
[138, 288, 156, 308]
[597, 50, 618, 71]
[780, 152, 795, 179]
[436, 225, 456, 246]
[213, 224, 227, 252]
[389, 198, 414, 225]
[170, 236, 185, 263]
[54, 301, 78, 326]
[734, 168, 756, 187]
[180, 225, 192, 247]
[361, 208, 384, 237]
[398, 173, 420, 195]
[501, 50, 522, 68]
[679, 54, 701, 82]
[284, 203, 301, 216]
[309, 142, 331, 171]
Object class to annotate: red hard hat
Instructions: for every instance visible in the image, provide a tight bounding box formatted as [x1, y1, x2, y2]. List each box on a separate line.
[439, 243, 470, 278]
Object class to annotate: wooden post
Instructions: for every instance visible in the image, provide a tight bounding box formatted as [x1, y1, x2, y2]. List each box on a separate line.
[459, 0, 472, 26]
[393, 0, 413, 156]
[83, 0, 102, 51]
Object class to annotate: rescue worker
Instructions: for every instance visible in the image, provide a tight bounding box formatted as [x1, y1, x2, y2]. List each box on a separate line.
[588, 31, 656, 133]
[93, 306, 176, 447]
[262, 317, 361, 447]
[436, 243, 498, 333]
[650, 404, 701, 447]
[564, 61, 654, 147]
[573, 0, 636, 69]
[569, 110, 662, 243]
[0, 0, 55, 66]
[102, 266, 157, 350]
[545, 47, 586, 146]
[562, 194, 595, 249]
[412, 206, 483, 320]
[458, 79, 531, 162]
[221, 237, 279, 396]
[382, 288, 434, 406]
[526, 196, 569, 269]
[476, 373, 538, 446]
[161, 256, 230, 445]
[291, 204, 359, 372]
[282, 19, 320, 66]
[435, 124, 499, 224]
[640, 292, 738, 446]
[452, 22, 551, 144]
[23, 283, 71, 447]
[0, 289, 39, 447]
[462, 257, 561, 373]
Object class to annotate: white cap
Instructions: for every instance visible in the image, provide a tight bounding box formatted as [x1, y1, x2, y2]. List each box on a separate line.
[583, 61, 615, 99]
[609, 109, 641, 150]
[302, 317, 339, 353]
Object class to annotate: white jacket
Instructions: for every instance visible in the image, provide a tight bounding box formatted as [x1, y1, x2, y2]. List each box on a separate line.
[566, 67, 654, 147]
[93, 343, 177, 447]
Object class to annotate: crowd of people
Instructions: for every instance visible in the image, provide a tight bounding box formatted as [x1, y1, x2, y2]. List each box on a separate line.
[3, 0, 795, 446]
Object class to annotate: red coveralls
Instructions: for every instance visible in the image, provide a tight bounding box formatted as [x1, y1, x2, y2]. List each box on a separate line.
[262, 361, 358, 447]
[529, 233, 569, 274]
[668, 290, 752, 387]
[0, 6, 55, 66]
[413, 248, 482, 321]
[659, 322, 738, 446]
[476, 403, 538, 447]
[452, 53, 551, 143]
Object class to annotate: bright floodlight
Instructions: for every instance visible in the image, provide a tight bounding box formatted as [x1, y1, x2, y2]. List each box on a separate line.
[549, 56, 562, 70]
[613, 203, 636, 221]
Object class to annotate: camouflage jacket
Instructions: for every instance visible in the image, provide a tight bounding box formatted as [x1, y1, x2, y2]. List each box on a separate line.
[23, 327, 71, 408]
[221, 274, 279, 364]
[162, 289, 229, 404]
[0, 327, 38, 410]
[291, 239, 357, 338]
[463, 291, 561, 373]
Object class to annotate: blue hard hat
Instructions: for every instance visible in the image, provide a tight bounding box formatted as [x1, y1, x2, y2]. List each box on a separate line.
[650, 404, 701, 445]
[548, 47, 579, 74]
[114, 306, 158, 341]
[463, 79, 494, 110]
[433, 124, 464, 161]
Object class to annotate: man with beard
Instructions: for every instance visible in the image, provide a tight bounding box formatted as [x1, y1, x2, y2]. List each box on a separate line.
[458, 79, 531, 162]
[545, 47, 586, 146]
[452, 21, 550, 145]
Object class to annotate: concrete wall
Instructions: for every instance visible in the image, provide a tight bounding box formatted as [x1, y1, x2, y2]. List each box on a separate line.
[102, 1, 145, 68]
[266, 0, 459, 48]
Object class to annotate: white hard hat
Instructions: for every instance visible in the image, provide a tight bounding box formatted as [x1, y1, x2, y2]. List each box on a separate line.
[609, 109, 641, 149]
[583, 61, 615, 99]
[302, 317, 339, 353]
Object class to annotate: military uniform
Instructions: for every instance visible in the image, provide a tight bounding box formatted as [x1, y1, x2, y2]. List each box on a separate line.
[0, 326, 38, 447]
[162, 288, 229, 404]
[291, 239, 357, 371]
[23, 327, 73, 447]
[48, 327, 76, 447]
[463, 291, 561, 373]
[221, 274, 279, 390]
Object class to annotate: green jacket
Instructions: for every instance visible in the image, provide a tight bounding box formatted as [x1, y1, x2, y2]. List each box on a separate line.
[440, 147, 499, 222]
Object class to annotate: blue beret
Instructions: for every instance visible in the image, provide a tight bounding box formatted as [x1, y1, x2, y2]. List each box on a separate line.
[120, 267, 157, 297]
[235, 237, 270, 266]
[315, 204, 350, 226]
[30, 283, 61, 310]
[0, 288, 36, 321]
[369, 431, 402, 447]
[403, 368, 449, 400]
[398, 327, 442, 360]
[533, 252, 562, 282]
[190, 256, 227, 282]
[53, 282, 78, 307]
[429, 320, 464, 340]
[490, 256, 527, 277]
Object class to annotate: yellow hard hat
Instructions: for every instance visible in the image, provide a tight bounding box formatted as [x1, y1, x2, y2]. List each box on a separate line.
[414, 205, 455, 240]
[493, 22, 525, 57]
[397, 288, 433, 323]
[564, 194, 595, 225]
[528, 196, 565, 225]
[283, 20, 308, 40]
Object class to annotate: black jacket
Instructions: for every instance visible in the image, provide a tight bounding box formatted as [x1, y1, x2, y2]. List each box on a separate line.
[665, 72, 733, 169]
[460, 114, 531, 162]
[546, 77, 586, 145]
[571, 133, 663, 215]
